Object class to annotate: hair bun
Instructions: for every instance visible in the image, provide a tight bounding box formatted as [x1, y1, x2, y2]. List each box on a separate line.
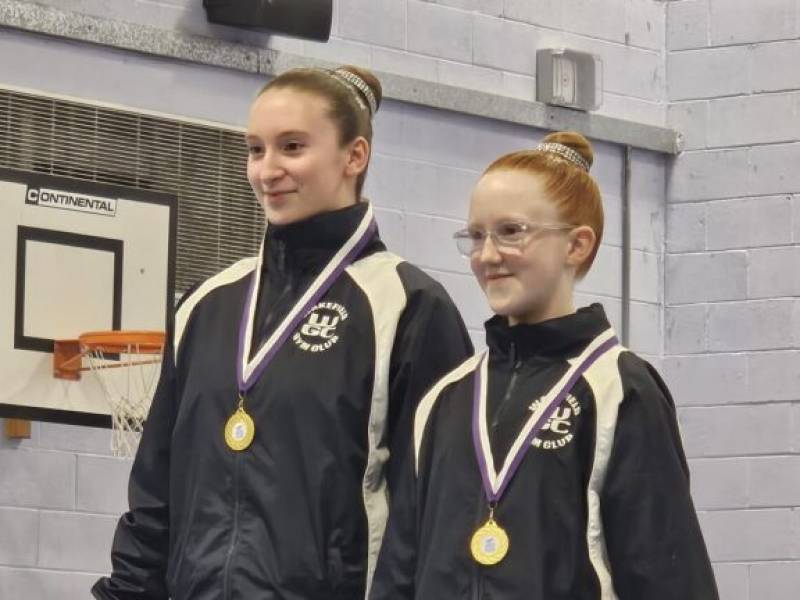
[541, 131, 594, 170]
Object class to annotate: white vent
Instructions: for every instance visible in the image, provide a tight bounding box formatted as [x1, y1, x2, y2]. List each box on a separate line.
[0, 88, 263, 293]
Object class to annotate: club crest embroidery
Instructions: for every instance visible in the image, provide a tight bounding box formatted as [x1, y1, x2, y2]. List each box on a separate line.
[293, 302, 349, 353]
[529, 394, 581, 451]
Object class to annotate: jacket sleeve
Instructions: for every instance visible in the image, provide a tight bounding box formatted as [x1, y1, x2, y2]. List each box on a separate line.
[91, 325, 179, 599]
[370, 278, 473, 599]
[600, 354, 719, 600]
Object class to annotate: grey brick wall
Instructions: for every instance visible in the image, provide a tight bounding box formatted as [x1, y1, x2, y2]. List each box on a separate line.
[666, 0, 800, 596]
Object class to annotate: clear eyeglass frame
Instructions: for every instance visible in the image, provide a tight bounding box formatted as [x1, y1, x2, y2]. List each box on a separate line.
[453, 221, 573, 257]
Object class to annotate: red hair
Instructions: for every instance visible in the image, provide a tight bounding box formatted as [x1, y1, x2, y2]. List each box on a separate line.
[484, 131, 603, 278]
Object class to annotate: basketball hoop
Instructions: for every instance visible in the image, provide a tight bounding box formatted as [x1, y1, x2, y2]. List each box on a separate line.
[54, 331, 165, 457]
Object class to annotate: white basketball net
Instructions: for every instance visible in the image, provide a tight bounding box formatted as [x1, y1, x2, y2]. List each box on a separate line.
[82, 341, 163, 458]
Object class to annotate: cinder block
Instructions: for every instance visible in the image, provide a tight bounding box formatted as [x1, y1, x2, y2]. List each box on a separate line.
[503, 0, 563, 30]
[374, 208, 406, 255]
[679, 404, 793, 458]
[588, 40, 665, 101]
[598, 94, 665, 128]
[664, 305, 707, 355]
[710, 563, 750, 600]
[38, 422, 114, 455]
[427, 0, 502, 16]
[404, 213, 471, 274]
[749, 247, 800, 299]
[559, 0, 627, 44]
[663, 353, 749, 406]
[591, 139, 624, 197]
[602, 194, 622, 248]
[707, 300, 795, 352]
[668, 100, 709, 151]
[0, 449, 75, 509]
[707, 196, 793, 251]
[302, 38, 372, 67]
[627, 301, 661, 356]
[432, 165, 480, 220]
[0, 29, 262, 128]
[668, 148, 750, 203]
[749, 351, 800, 403]
[750, 562, 800, 600]
[667, 46, 751, 100]
[698, 508, 798, 562]
[707, 93, 800, 148]
[370, 48, 439, 81]
[667, 203, 706, 253]
[366, 154, 438, 212]
[501, 71, 537, 103]
[76, 455, 133, 515]
[339, 0, 406, 49]
[630, 149, 666, 254]
[749, 457, 800, 508]
[752, 41, 800, 93]
[0, 507, 39, 566]
[794, 195, 800, 242]
[425, 269, 491, 330]
[473, 14, 538, 75]
[710, 0, 797, 45]
[625, 0, 665, 51]
[630, 250, 661, 304]
[407, 1, 473, 62]
[38, 511, 117, 572]
[437, 60, 504, 95]
[0, 567, 100, 600]
[688, 458, 749, 510]
[371, 100, 408, 159]
[666, 0, 708, 50]
[749, 143, 800, 197]
[391, 103, 533, 171]
[577, 244, 622, 299]
[665, 252, 747, 304]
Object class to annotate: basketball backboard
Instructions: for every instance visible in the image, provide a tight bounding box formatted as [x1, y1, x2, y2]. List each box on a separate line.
[0, 167, 176, 427]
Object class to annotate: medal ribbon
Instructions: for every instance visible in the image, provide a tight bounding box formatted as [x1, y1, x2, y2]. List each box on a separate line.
[237, 204, 377, 394]
[472, 328, 619, 504]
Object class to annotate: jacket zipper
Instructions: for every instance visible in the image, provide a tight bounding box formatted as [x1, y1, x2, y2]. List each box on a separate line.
[222, 452, 241, 600]
[473, 345, 521, 600]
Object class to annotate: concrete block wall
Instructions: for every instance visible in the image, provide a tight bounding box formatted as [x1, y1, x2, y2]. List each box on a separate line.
[23, 0, 669, 126]
[665, 0, 800, 597]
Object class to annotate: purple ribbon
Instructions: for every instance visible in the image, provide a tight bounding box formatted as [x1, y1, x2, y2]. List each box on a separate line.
[236, 214, 377, 394]
[472, 332, 619, 504]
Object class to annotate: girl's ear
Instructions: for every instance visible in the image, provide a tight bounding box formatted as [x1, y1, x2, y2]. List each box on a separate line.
[565, 225, 596, 271]
[344, 136, 370, 177]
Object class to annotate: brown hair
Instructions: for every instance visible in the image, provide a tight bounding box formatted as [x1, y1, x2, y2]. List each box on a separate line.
[258, 65, 383, 199]
[484, 131, 603, 278]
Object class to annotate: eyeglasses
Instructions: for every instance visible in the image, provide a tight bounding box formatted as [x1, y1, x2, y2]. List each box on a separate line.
[453, 221, 573, 257]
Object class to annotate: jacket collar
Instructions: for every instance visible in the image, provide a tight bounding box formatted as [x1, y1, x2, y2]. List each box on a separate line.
[484, 304, 612, 361]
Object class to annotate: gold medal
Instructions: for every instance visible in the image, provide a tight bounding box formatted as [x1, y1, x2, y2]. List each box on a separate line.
[470, 512, 509, 566]
[224, 398, 255, 451]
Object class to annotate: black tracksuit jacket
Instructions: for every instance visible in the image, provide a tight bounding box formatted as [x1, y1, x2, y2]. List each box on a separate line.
[370, 304, 719, 600]
[92, 203, 473, 600]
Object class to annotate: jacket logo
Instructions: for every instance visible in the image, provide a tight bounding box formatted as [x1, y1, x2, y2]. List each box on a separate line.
[529, 394, 581, 451]
[293, 302, 348, 353]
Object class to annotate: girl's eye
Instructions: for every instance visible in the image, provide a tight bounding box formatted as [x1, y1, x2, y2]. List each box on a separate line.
[247, 144, 263, 155]
[497, 222, 526, 237]
[283, 141, 304, 152]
